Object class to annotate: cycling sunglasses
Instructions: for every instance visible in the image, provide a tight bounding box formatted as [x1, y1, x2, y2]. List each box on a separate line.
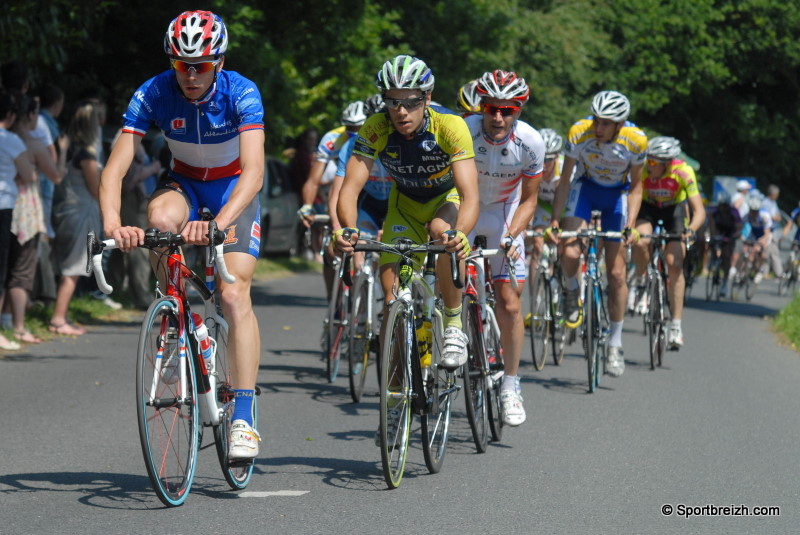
[384, 95, 426, 111]
[170, 59, 219, 75]
[481, 103, 521, 117]
[647, 157, 671, 166]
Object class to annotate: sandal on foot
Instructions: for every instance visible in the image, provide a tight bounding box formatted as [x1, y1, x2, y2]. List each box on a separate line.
[0, 335, 21, 350]
[15, 330, 42, 344]
[49, 322, 86, 336]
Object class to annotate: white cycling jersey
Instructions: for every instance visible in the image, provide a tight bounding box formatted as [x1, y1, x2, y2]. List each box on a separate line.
[465, 114, 544, 206]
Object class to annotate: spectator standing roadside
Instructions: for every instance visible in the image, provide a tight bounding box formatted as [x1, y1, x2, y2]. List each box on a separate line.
[3, 93, 66, 343]
[50, 100, 104, 336]
[0, 90, 36, 350]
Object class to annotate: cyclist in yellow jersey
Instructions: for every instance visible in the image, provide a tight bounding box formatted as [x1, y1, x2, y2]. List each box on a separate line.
[630, 136, 705, 349]
[549, 90, 646, 377]
[455, 79, 481, 117]
[335, 55, 479, 378]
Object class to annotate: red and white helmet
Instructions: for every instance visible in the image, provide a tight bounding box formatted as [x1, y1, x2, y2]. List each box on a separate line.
[164, 11, 228, 58]
[476, 70, 530, 104]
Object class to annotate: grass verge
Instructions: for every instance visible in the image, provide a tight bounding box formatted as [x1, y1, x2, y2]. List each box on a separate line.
[4, 256, 321, 347]
[774, 293, 800, 351]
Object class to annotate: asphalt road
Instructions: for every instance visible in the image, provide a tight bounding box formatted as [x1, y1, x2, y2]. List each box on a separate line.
[0, 272, 798, 534]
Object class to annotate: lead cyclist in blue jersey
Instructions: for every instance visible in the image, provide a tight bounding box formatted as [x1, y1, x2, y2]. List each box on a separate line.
[99, 11, 265, 460]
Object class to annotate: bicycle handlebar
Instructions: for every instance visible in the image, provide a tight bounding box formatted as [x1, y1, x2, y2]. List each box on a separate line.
[86, 225, 235, 295]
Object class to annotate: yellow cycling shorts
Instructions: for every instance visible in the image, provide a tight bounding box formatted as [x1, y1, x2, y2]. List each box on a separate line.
[380, 185, 461, 266]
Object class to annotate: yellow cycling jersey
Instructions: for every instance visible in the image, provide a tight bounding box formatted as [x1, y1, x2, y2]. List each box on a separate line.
[642, 159, 700, 207]
[353, 106, 474, 203]
[565, 117, 647, 187]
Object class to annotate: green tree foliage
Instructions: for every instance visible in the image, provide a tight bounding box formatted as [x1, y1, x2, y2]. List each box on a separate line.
[4, 0, 799, 198]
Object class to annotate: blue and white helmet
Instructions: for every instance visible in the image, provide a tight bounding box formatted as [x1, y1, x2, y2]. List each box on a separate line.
[539, 128, 563, 155]
[376, 55, 435, 93]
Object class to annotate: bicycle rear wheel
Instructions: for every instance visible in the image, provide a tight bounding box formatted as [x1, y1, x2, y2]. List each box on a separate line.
[705, 259, 719, 301]
[137, 298, 199, 507]
[378, 300, 412, 489]
[528, 272, 550, 371]
[484, 307, 504, 442]
[211, 315, 256, 489]
[777, 260, 791, 296]
[420, 361, 454, 473]
[348, 276, 371, 403]
[462, 295, 488, 453]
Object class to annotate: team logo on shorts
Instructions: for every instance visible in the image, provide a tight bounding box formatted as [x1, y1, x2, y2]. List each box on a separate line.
[223, 225, 239, 245]
[171, 118, 187, 134]
[392, 225, 408, 233]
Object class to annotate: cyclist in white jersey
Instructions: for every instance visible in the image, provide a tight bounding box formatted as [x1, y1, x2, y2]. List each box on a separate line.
[528, 128, 573, 270]
[548, 90, 647, 377]
[466, 70, 544, 426]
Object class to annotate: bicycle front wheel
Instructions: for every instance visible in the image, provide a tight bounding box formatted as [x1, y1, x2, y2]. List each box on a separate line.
[211, 316, 256, 489]
[137, 298, 199, 507]
[378, 300, 412, 489]
[648, 274, 662, 370]
[550, 274, 566, 365]
[326, 278, 347, 383]
[583, 282, 598, 393]
[348, 277, 371, 403]
[528, 272, 550, 371]
[462, 295, 488, 453]
[485, 307, 504, 442]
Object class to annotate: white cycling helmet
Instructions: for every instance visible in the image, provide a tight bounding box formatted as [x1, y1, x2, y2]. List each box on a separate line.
[376, 55, 435, 93]
[648, 136, 682, 160]
[715, 190, 731, 205]
[341, 100, 367, 126]
[476, 69, 530, 104]
[164, 11, 228, 58]
[456, 80, 481, 114]
[747, 195, 763, 211]
[736, 179, 752, 191]
[539, 128, 563, 155]
[591, 90, 630, 122]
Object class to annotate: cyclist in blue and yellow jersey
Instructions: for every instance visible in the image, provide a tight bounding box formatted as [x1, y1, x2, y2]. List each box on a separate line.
[549, 90, 647, 377]
[465, 69, 544, 426]
[99, 11, 264, 459]
[455, 79, 481, 117]
[629, 136, 705, 349]
[335, 55, 479, 379]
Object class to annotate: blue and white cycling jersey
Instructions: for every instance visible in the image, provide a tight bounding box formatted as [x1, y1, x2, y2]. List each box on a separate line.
[122, 69, 264, 182]
[336, 135, 393, 201]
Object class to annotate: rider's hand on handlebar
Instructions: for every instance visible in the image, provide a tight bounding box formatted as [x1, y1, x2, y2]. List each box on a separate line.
[182, 220, 213, 245]
[544, 224, 561, 244]
[442, 229, 471, 259]
[297, 204, 315, 228]
[623, 227, 641, 245]
[108, 225, 145, 252]
[333, 227, 359, 254]
[500, 234, 520, 261]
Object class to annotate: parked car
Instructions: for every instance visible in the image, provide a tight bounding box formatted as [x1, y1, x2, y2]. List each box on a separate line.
[259, 157, 303, 256]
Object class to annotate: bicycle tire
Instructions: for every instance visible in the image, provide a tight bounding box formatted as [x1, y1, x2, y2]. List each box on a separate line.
[378, 299, 412, 489]
[529, 272, 550, 371]
[777, 260, 791, 296]
[648, 274, 661, 370]
[137, 298, 199, 507]
[420, 367, 453, 473]
[348, 276, 371, 403]
[745, 270, 758, 301]
[485, 307, 504, 442]
[705, 258, 719, 301]
[461, 295, 489, 452]
[326, 277, 346, 383]
[211, 315, 256, 489]
[550, 273, 567, 366]
[583, 282, 597, 393]
[730, 256, 748, 300]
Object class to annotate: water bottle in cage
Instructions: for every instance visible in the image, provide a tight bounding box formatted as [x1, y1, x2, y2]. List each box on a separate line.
[192, 313, 216, 375]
